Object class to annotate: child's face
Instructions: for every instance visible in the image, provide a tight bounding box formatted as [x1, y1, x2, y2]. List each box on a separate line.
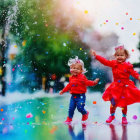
[70, 64, 83, 76]
[115, 50, 127, 63]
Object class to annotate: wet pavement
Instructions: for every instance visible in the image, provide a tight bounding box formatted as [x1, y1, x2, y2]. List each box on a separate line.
[0, 92, 140, 140]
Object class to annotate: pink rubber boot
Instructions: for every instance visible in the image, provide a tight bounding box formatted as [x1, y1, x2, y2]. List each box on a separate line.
[106, 116, 115, 123]
[122, 117, 128, 124]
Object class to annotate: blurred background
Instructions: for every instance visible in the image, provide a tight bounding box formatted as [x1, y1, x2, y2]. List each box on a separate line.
[0, 1, 140, 139]
[0, 0, 140, 96]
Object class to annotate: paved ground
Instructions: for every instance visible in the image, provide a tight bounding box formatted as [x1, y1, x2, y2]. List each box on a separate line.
[0, 92, 140, 140]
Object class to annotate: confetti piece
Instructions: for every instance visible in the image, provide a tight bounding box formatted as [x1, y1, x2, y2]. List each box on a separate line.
[74, 96, 77, 98]
[106, 20, 108, 22]
[26, 113, 33, 118]
[115, 23, 119, 25]
[80, 96, 83, 99]
[84, 10, 88, 14]
[12, 68, 15, 71]
[126, 12, 128, 15]
[14, 45, 17, 48]
[132, 49, 134, 52]
[80, 48, 82, 50]
[130, 17, 132, 20]
[1, 108, 3, 112]
[93, 101, 97, 104]
[133, 33, 136, 36]
[50, 126, 58, 134]
[121, 27, 124, 30]
[118, 80, 121, 83]
[25, 129, 28, 133]
[42, 110, 46, 114]
[2, 118, 4, 121]
[22, 40, 26, 46]
[103, 22, 106, 25]
[133, 115, 137, 120]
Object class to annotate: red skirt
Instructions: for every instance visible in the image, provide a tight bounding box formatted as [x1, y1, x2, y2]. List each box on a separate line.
[102, 80, 140, 107]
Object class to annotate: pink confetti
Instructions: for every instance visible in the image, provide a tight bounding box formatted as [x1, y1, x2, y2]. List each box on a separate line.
[2, 118, 4, 121]
[133, 115, 137, 120]
[132, 49, 134, 52]
[12, 68, 15, 71]
[121, 27, 124, 30]
[26, 113, 33, 118]
[106, 20, 108, 22]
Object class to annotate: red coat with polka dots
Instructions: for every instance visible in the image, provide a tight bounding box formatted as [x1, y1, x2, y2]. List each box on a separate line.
[95, 55, 140, 107]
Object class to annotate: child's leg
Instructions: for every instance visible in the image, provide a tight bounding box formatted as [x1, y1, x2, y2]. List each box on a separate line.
[110, 98, 117, 116]
[68, 96, 77, 119]
[122, 106, 127, 117]
[122, 106, 128, 124]
[106, 98, 117, 123]
[76, 94, 87, 115]
[110, 104, 117, 116]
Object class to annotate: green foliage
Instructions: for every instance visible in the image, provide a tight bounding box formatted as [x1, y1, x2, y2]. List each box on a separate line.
[9, 0, 92, 81]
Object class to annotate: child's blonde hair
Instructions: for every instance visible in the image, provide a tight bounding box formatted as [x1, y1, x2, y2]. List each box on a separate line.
[114, 45, 130, 58]
[68, 56, 87, 73]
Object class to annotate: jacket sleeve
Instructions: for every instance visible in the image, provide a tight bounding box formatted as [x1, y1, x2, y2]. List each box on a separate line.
[129, 64, 140, 79]
[61, 83, 71, 93]
[84, 76, 96, 86]
[95, 55, 114, 67]
[61, 77, 71, 93]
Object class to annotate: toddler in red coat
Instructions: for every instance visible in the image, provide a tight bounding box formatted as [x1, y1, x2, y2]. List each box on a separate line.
[59, 56, 99, 124]
[91, 46, 140, 124]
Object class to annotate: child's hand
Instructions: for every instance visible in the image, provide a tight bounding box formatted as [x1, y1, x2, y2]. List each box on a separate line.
[90, 49, 96, 57]
[59, 90, 64, 95]
[94, 78, 100, 85]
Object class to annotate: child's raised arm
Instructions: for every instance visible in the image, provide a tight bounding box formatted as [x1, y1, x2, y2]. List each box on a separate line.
[90, 49, 114, 67]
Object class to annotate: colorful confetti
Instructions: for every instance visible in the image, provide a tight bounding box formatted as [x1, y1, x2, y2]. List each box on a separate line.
[133, 115, 137, 120]
[93, 101, 97, 104]
[50, 126, 58, 134]
[84, 10, 88, 14]
[132, 49, 134, 52]
[26, 113, 33, 118]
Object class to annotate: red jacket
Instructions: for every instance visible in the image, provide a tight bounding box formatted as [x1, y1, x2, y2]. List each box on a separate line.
[62, 73, 96, 94]
[95, 55, 140, 107]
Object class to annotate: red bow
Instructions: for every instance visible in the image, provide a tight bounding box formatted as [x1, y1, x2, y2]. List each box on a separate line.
[115, 45, 124, 50]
